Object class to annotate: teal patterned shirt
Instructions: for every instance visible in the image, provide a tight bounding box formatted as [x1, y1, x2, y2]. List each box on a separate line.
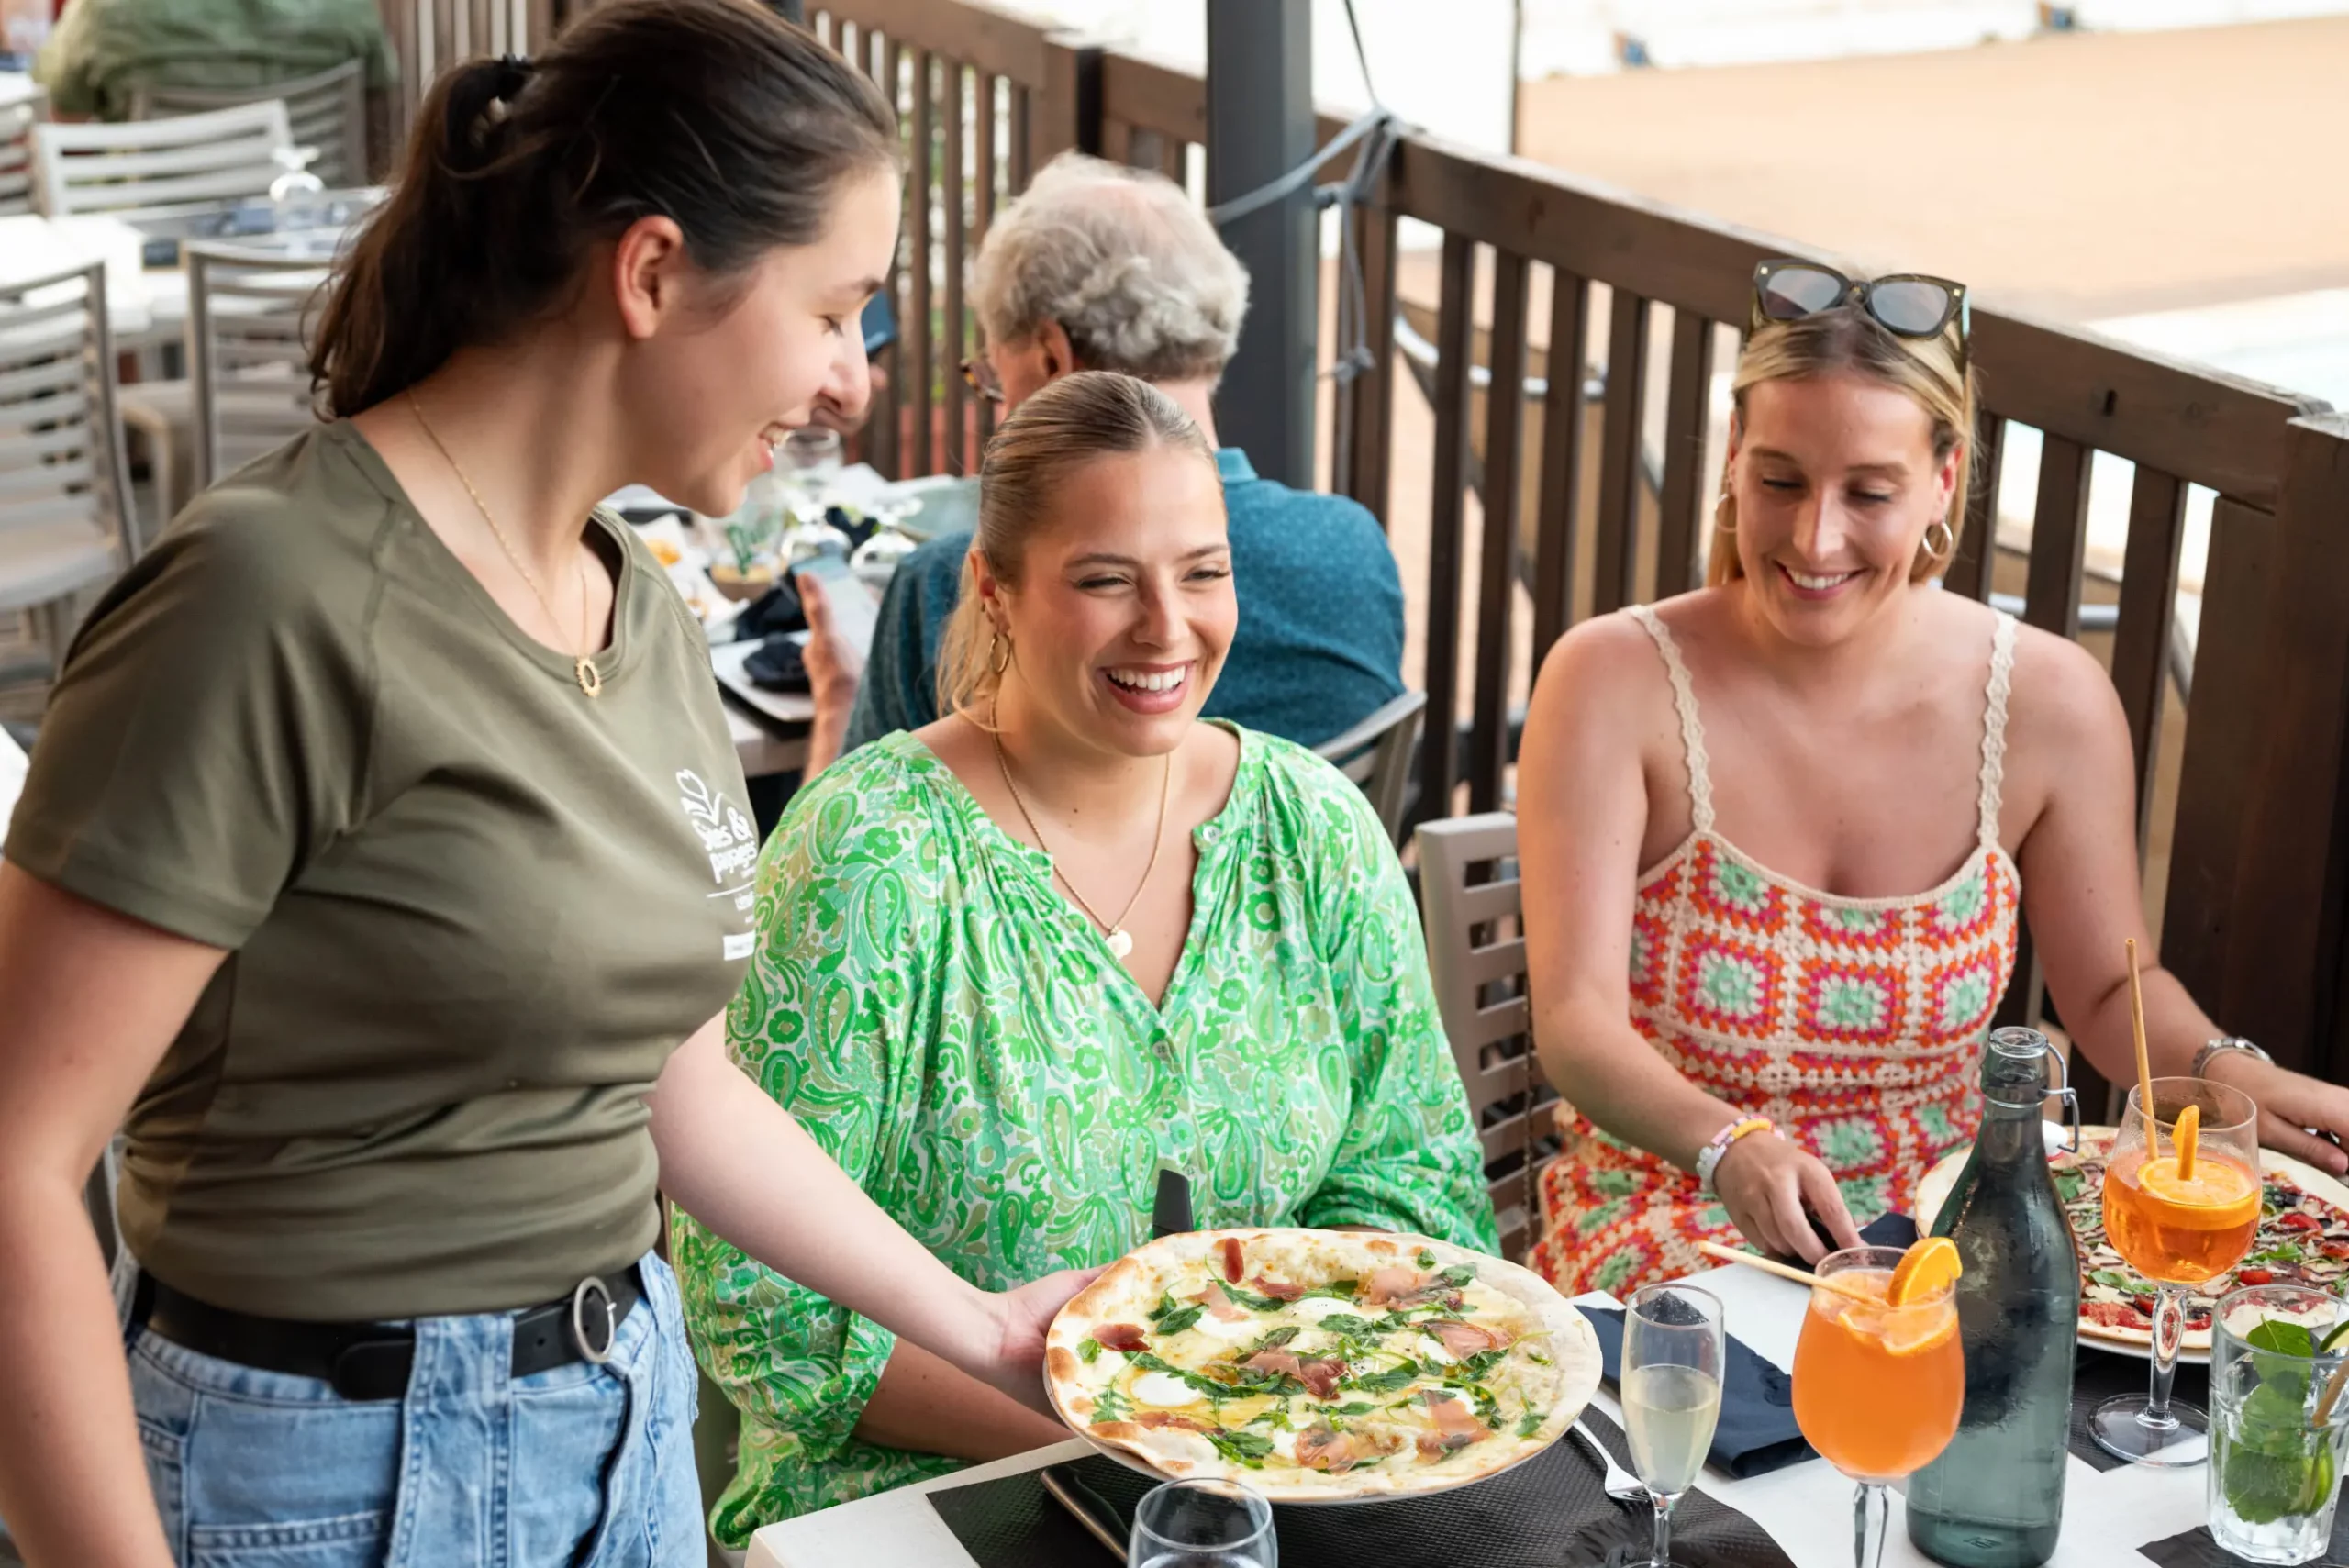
[672, 725, 1496, 1540]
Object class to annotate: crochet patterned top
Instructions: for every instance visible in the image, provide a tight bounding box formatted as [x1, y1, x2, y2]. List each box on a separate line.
[1527, 603, 2022, 1298]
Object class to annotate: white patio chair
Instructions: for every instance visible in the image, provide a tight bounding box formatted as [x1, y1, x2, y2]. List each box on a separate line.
[1313, 688, 1428, 846]
[0, 262, 136, 678]
[187, 245, 328, 491]
[132, 61, 365, 191]
[0, 83, 45, 218]
[30, 99, 292, 220]
[1416, 810, 1555, 1262]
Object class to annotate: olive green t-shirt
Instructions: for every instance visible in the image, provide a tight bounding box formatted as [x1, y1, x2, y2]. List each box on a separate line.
[6, 422, 757, 1320]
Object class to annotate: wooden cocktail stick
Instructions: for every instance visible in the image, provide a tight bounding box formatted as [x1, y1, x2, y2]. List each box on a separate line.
[2126, 938, 2158, 1139]
[1695, 1240, 1875, 1300]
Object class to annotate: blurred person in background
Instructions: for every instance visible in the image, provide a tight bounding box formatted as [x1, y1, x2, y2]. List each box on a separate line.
[796, 151, 1408, 781]
[34, 0, 394, 125]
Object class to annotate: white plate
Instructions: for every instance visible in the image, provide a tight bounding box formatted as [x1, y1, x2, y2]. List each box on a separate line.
[1913, 1128, 2349, 1363]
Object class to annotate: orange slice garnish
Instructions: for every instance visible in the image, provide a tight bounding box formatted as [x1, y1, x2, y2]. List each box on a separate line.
[2174, 1103, 2200, 1181]
[2135, 1152, 2260, 1229]
[1886, 1237, 1963, 1307]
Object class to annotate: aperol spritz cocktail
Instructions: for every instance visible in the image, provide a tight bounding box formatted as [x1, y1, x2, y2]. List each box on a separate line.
[2093, 1076, 2262, 1468]
[1794, 1243, 1964, 1568]
[2105, 1144, 2260, 1285]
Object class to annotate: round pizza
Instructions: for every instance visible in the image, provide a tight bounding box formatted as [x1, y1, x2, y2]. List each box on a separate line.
[1044, 1229, 1599, 1502]
[1918, 1128, 2349, 1356]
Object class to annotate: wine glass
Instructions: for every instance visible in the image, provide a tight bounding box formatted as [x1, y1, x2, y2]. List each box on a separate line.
[1130, 1478, 1276, 1568]
[850, 494, 919, 590]
[1791, 1247, 1964, 1568]
[2092, 1075, 2261, 1467]
[1622, 1283, 1725, 1568]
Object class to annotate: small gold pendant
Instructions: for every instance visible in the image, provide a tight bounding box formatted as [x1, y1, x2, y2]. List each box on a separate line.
[1106, 929, 1134, 959]
[575, 656, 602, 698]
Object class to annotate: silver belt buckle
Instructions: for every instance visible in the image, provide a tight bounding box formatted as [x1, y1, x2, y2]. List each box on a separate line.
[570, 1275, 617, 1365]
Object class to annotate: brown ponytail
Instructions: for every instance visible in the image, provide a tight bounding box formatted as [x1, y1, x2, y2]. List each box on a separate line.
[312, 0, 896, 417]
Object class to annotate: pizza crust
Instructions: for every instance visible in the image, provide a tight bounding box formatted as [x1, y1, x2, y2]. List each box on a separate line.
[1044, 1229, 1601, 1503]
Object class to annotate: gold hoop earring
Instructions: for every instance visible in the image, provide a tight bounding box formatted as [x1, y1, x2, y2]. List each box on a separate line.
[1922, 519, 1955, 559]
[1715, 490, 1737, 536]
[988, 629, 1013, 675]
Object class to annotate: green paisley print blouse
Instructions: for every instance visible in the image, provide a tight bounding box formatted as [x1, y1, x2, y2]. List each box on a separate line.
[672, 725, 1496, 1541]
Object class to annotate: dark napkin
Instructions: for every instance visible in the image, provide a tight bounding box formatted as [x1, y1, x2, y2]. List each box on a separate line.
[1580, 1305, 1809, 1480]
[925, 1408, 1795, 1568]
[742, 634, 812, 694]
[735, 582, 807, 639]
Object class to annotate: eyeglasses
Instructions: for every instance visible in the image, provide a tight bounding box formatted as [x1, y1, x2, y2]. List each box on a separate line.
[960, 355, 1005, 405]
[1749, 260, 1970, 363]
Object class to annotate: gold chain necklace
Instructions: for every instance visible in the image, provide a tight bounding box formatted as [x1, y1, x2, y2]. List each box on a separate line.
[406, 391, 602, 697]
[991, 715, 1171, 961]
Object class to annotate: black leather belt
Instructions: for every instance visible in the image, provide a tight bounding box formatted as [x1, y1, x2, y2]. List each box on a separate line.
[139, 1265, 645, 1403]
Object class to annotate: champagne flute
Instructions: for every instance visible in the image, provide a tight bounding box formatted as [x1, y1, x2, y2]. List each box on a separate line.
[1130, 1478, 1276, 1568]
[2092, 1075, 2261, 1466]
[1792, 1247, 1964, 1568]
[1622, 1283, 1726, 1568]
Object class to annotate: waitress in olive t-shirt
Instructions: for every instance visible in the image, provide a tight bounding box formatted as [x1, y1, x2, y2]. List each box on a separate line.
[0, 5, 1089, 1563]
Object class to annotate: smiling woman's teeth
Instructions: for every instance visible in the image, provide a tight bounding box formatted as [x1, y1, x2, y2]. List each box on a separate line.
[1108, 667, 1186, 693]
[1786, 567, 1855, 590]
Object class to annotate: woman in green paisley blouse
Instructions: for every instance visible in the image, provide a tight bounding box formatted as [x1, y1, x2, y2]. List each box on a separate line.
[674, 372, 1495, 1540]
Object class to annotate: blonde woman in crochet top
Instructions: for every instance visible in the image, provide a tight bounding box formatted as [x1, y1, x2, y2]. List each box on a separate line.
[1519, 270, 2349, 1299]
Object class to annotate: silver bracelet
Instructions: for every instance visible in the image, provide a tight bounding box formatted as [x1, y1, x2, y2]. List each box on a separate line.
[2192, 1036, 2271, 1077]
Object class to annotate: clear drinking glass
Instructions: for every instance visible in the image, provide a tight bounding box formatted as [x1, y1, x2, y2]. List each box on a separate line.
[1129, 1478, 1276, 1568]
[1622, 1283, 1726, 1568]
[2092, 1076, 2262, 1467]
[2209, 1284, 2349, 1564]
[1791, 1247, 1964, 1568]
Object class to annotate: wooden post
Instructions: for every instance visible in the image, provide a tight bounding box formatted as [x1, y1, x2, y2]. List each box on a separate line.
[2198, 416, 2349, 1075]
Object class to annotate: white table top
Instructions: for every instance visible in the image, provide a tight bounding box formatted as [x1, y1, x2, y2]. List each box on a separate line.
[747, 1263, 2217, 1568]
[0, 213, 155, 337]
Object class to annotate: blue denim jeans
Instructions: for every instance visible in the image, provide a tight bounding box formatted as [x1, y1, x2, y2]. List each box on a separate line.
[127, 1252, 703, 1568]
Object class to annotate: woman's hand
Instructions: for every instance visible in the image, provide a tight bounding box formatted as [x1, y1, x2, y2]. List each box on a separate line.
[795, 572, 864, 717]
[795, 572, 865, 779]
[966, 1265, 1105, 1418]
[2205, 1051, 2349, 1178]
[1710, 1133, 1865, 1265]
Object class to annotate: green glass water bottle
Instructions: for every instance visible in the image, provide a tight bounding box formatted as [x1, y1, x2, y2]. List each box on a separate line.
[1907, 1027, 2082, 1568]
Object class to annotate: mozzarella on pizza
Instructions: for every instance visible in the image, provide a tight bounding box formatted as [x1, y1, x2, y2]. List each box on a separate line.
[1045, 1229, 1598, 1501]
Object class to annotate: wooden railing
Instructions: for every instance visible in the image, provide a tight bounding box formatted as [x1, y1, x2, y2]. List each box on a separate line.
[1332, 133, 2349, 1115]
[431, 2, 2349, 1094]
[804, 1, 1089, 482]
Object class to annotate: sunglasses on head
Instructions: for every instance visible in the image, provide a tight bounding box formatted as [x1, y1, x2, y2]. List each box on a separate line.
[1749, 260, 1970, 362]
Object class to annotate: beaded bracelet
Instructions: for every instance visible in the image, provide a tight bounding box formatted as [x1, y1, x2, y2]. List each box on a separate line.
[1695, 1116, 1775, 1195]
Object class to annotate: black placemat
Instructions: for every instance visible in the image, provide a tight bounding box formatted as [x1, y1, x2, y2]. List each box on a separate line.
[2068, 1346, 2212, 1473]
[2138, 1511, 2349, 1567]
[926, 1410, 1796, 1568]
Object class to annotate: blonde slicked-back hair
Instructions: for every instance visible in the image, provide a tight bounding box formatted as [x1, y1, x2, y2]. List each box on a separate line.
[936, 372, 1220, 722]
[1709, 304, 1977, 588]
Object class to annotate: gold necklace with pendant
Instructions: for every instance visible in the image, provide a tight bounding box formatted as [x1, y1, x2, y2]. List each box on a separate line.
[991, 715, 1171, 961]
[407, 391, 602, 697]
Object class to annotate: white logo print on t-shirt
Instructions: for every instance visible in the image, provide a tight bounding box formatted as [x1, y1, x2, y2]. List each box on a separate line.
[676, 769, 758, 960]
